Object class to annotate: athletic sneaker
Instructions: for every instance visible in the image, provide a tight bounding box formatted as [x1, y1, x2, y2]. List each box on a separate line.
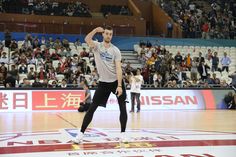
[119, 132, 129, 143]
[73, 132, 84, 144]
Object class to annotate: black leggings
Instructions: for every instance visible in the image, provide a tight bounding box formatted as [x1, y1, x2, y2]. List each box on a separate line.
[80, 81, 127, 133]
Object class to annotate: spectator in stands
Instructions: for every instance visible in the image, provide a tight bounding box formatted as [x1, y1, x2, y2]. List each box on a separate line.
[206, 49, 213, 61]
[196, 52, 205, 63]
[212, 73, 220, 85]
[120, 6, 128, 15]
[32, 78, 43, 87]
[0, 51, 8, 64]
[9, 39, 18, 51]
[37, 67, 47, 80]
[229, 71, 236, 87]
[206, 74, 214, 85]
[146, 41, 152, 48]
[166, 21, 173, 38]
[62, 39, 70, 49]
[185, 53, 192, 70]
[45, 60, 53, 72]
[90, 79, 98, 88]
[22, 34, 32, 49]
[220, 79, 229, 87]
[60, 79, 68, 88]
[0, 41, 4, 50]
[51, 80, 58, 88]
[80, 47, 89, 57]
[70, 79, 78, 88]
[56, 62, 64, 74]
[47, 68, 56, 80]
[170, 59, 177, 73]
[0, 73, 4, 87]
[35, 54, 44, 67]
[139, 53, 146, 67]
[40, 36, 46, 45]
[198, 61, 210, 81]
[28, 55, 37, 65]
[8, 64, 18, 80]
[90, 69, 99, 82]
[18, 63, 28, 74]
[4, 29, 11, 48]
[18, 53, 28, 65]
[32, 37, 40, 49]
[174, 52, 183, 65]
[82, 61, 91, 75]
[71, 58, 79, 73]
[223, 91, 235, 109]
[221, 52, 231, 72]
[74, 38, 81, 48]
[124, 62, 134, 74]
[41, 79, 49, 88]
[211, 51, 219, 72]
[20, 78, 31, 88]
[27, 67, 37, 80]
[153, 71, 162, 88]
[4, 72, 16, 88]
[53, 38, 62, 49]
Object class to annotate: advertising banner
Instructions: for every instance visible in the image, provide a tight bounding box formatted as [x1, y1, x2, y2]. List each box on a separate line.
[0, 89, 234, 112]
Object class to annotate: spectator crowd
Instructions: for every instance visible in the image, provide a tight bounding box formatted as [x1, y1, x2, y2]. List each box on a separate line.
[126, 40, 236, 88]
[0, 0, 91, 17]
[158, 0, 236, 39]
[0, 33, 235, 89]
[0, 33, 99, 88]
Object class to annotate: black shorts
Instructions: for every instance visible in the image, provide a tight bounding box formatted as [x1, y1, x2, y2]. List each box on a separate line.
[93, 80, 126, 107]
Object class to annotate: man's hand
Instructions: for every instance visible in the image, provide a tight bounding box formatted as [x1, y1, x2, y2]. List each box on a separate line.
[95, 27, 104, 33]
[116, 86, 123, 97]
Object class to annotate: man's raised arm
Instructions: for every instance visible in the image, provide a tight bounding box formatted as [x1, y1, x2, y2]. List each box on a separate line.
[85, 27, 104, 48]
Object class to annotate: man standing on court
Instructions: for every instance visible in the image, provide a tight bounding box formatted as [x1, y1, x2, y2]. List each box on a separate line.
[73, 26, 128, 143]
[130, 68, 143, 113]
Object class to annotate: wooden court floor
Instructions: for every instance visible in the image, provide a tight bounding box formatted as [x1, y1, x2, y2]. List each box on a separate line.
[1, 110, 236, 133]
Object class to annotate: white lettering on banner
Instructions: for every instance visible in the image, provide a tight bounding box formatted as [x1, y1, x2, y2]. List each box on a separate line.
[92, 90, 205, 110]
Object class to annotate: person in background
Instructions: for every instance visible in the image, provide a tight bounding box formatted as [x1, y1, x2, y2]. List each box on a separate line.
[198, 61, 210, 81]
[211, 51, 219, 72]
[78, 83, 92, 112]
[129, 68, 143, 113]
[60, 79, 68, 88]
[4, 29, 11, 48]
[229, 71, 236, 88]
[221, 52, 231, 72]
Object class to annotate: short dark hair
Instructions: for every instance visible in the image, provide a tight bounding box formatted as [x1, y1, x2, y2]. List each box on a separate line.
[84, 82, 89, 88]
[137, 68, 141, 71]
[104, 25, 113, 31]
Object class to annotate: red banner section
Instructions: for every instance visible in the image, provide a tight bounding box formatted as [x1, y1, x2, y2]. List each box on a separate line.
[32, 91, 85, 110]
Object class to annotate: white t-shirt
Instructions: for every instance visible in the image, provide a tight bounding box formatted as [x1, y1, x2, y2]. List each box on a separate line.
[93, 41, 121, 82]
[130, 75, 143, 93]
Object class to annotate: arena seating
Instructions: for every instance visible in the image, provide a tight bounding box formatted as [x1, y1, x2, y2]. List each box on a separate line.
[0, 35, 235, 88]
